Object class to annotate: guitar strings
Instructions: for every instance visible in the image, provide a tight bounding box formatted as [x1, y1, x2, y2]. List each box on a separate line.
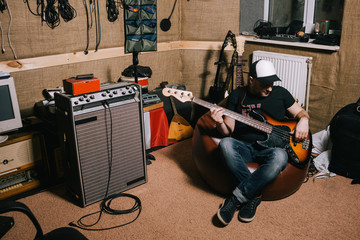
[195, 97, 308, 144]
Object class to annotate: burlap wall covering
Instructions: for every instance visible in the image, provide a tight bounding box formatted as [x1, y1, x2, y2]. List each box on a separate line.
[0, 0, 182, 115]
[180, 0, 240, 41]
[241, 0, 360, 133]
[10, 50, 182, 116]
[0, 0, 359, 134]
[242, 44, 340, 133]
[0, 0, 180, 60]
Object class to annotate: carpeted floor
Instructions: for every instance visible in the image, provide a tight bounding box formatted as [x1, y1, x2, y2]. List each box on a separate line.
[2, 139, 360, 240]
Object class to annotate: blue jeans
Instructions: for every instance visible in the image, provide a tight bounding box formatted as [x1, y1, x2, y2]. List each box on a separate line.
[218, 137, 288, 202]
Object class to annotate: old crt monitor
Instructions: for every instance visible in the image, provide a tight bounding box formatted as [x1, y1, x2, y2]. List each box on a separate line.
[0, 73, 22, 143]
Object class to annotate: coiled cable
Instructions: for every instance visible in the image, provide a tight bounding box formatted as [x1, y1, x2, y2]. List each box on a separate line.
[106, 0, 119, 22]
[58, 0, 77, 22]
[44, 0, 60, 29]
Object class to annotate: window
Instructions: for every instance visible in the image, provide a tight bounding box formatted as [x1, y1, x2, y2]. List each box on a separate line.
[264, 0, 344, 34]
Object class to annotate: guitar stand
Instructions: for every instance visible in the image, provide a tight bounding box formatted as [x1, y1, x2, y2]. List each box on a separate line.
[132, 52, 139, 84]
[209, 30, 248, 103]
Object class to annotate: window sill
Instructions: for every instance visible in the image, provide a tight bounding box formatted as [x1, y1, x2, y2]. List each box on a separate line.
[245, 37, 340, 52]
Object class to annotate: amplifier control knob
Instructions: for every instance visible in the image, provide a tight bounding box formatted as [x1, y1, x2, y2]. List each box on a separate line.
[79, 97, 84, 101]
[90, 95, 95, 99]
[102, 93, 106, 97]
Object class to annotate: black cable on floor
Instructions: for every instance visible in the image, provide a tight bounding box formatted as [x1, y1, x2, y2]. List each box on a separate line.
[69, 193, 142, 231]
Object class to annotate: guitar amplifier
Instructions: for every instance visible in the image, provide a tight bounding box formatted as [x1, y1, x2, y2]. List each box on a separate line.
[55, 82, 147, 207]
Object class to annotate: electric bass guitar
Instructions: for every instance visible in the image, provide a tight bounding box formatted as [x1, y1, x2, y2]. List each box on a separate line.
[162, 88, 312, 168]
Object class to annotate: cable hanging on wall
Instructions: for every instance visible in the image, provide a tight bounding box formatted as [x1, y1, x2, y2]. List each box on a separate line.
[106, 0, 119, 22]
[94, 0, 101, 51]
[23, 0, 76, 29]
[0, 0, 17, 59]
[58, 0, 77, 22]
[83, 0, 90, 54]
[23, 0, 41, 17]
[83, 0, 101, 54]
[44, 0, 60, 29]
[160, 0, 177, 32]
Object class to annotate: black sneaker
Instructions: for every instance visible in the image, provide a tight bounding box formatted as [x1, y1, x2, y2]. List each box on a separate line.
[238, 196, 261, 223]
[217, 196, 241, 225]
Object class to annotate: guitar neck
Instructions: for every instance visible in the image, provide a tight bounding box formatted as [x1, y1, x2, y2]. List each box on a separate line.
[192, 97, 272, 134]
[236, 55, 244, 87]
[170, 96, 178, 115]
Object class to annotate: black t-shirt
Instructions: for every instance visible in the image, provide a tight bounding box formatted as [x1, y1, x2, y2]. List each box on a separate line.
[226, 86, 295, 142]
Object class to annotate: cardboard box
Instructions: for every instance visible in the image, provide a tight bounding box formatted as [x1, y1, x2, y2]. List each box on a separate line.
[63, 77, 100, 95]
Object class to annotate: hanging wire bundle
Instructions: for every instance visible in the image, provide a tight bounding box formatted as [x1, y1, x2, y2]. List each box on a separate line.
[58, 0, 77, 22]
[0, 0, 7, 12]
[83, 0, 101, 54]
[0, 0, 17, 59]
[23, 0, 76, 29]
[44, 0, 60, 29]
[106, 0, 119, 22]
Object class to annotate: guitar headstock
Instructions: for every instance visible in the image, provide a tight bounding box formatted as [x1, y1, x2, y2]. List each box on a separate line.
[162, 88, 194, 103]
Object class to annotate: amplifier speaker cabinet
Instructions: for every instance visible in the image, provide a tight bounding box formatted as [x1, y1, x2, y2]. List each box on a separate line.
[55, 82, 147, 207]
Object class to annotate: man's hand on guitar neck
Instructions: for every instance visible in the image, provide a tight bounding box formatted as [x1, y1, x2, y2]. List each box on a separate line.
[210, 106, 233, 136]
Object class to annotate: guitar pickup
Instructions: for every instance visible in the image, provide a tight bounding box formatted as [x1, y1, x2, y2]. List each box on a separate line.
[302, 139, 310, 150]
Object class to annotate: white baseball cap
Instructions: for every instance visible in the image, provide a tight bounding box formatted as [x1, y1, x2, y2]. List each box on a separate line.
[250, 59, 281, 85]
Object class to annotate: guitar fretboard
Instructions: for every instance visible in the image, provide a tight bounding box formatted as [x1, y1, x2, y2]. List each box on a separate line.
[193, 97, 273, 134]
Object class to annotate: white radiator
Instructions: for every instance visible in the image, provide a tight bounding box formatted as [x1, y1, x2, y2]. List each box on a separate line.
[252, 50, 312, 111]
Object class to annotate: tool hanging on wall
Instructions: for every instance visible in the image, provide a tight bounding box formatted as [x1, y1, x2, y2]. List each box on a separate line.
[0, 0, 17, 59]
[160, 0, 177, 32]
